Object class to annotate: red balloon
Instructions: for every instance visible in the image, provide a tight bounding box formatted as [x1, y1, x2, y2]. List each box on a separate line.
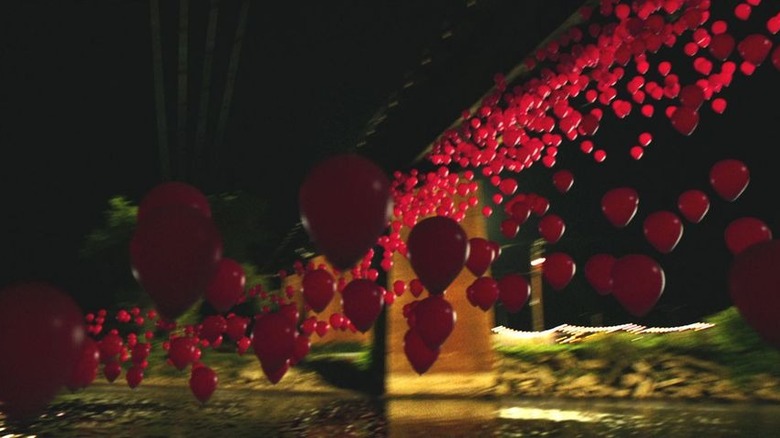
[291, 334, 312, 365]
[538, 214, 566, 244]
[509, 200, 532, 224]
[679, 84, 705, 110]
[168, 336, 197, 371]
[103, 361, 122, 383]
[302, 268, 336, 313]
[126, 364, 144, 389]
[487, 240, 502, 260]
[737, 34, 773, 65]
[724, 217, 773, 255]
[497, 274, 530, 313]
[500, 218, 520, 239]
[67, 337, 100, 392]
[584, 254, 615, 295]
[99, 331, 123, 362]
[709, 33, 735, 60]
[225, 314, 249, 342]
[542, 252, 576, 290]
[643, 211, 684, 253]
[413, 295, 456, 349]
[611, 254, 665, 317]
[601, 187, 639, 228]
[137, 181, 212, 223]
[261, 360, 290, 384]
[205, 258, 246, 313]
[403, 328, 440, 375]
[709, 159, 750, 202]
[552, 169, 574, 193]
[531, 196, 550, 217]
[0, 282, 86, 420]
[670, 106, 699, 136]
[466, 237, 495, 277]
[728, 240, 780, 349]
[341, 279, 385, 333]
[677, 189, 710, 223]
[407, 216, 469, 295]
[466, 276, 499, 311]
[252, 312, 296, 372]
[189, 365, 218, 404]
[199, 315, 227, 344]
[298, 153, 392, 270]
[130, 206, 223, 320]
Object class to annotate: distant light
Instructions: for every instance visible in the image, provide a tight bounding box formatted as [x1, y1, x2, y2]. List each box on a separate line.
[530, 257, 546, 266]
[499, 407, 608, 422]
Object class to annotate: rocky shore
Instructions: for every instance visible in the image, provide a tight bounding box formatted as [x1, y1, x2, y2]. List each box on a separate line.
[495, 351, 780, 403]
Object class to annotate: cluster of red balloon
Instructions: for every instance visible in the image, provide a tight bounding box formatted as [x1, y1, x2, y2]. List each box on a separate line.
[251, 304, 310, 384]
[0, 282, 86, 420]
[401, 216, 468, 373]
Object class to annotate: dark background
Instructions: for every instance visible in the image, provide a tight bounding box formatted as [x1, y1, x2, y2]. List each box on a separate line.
[1, 1, 778, 326]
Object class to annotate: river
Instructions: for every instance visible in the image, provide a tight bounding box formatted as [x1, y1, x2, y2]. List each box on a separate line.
[2, 385, 779, 437]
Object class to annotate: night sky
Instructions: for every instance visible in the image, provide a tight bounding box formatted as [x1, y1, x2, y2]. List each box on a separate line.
[1, 1, 778, 325]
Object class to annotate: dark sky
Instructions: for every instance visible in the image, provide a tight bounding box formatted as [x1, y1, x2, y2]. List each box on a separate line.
[0, 1, 585, 290]
[1, 1, 778, 325]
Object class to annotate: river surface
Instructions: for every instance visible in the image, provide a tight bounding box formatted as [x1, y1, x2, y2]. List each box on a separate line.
[2, 384, 780, 437]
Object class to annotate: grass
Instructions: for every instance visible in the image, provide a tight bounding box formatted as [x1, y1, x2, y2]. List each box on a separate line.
[496, 307, 780, 383]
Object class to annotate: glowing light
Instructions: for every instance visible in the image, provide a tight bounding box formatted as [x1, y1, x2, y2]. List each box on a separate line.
[530, 257, 546, 267]
[499, 406, 609, 422]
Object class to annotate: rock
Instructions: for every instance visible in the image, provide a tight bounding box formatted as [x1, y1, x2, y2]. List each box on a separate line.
[620, 373, 644, 388]
[580, 359, 609, 371]
[632, 360, 653, 374]
[655, 377, 686, 390]
[632, 379, 655, 398]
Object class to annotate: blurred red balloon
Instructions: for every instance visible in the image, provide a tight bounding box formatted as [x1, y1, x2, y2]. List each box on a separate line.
[130, 206, 223, 321]
[497, 274, 530, 313]
[252, 312, 296, 374]
[611, 254, 665, 317]
[0, 282, 86, 420]
[466, 237, 495, 277]
[103, 361, 122, 383]
[261, 360, 290, 384]
[199, 315, 227, 344]
[299, 153, 392, 271]
[500, 218, 520, 239]
[341, 279, 385, 333]
[669, 106, 699, 136]
[403, 328, 440, 375]
[737, 34, 773, 65]
[137, 181, 212, 223]
[509, 200, 532, 224]
[126, 365, 144, 389]
[601, 187, 639, 228]
[226, 314, 249, 342]
[205, 258, 246, 314]
[584, 254, 615, 295]
[466, 277, 499, 311]
[413, 295, 456, 349]
[724, 217, 773, 255]
[542, 252, 576, 290]
[538, 214, 566, 244]
[168, 336, 198, 371]
[189, 366, 218, 404]
[291, 334, 312, 366]
[552, 169, 574, 193]
[643, 211, 684, 253]
[709, 159, 750, 202]
[67, 337, 100, 392]
[407, 216, 469, 295]
[677, 189, 710, 223]
[729, 240, 780, 349]
[302, 268, 336, 313]
[709, 33, 735, 60]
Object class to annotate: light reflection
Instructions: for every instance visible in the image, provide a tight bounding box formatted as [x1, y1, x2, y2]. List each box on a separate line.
[499, 406, 609, 423]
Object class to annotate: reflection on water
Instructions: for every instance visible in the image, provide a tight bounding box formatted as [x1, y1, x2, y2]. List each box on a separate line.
[2, 385, 780, 437]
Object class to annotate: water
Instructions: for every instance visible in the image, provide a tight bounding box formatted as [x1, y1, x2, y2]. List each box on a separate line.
[2, 385, 780, 437]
